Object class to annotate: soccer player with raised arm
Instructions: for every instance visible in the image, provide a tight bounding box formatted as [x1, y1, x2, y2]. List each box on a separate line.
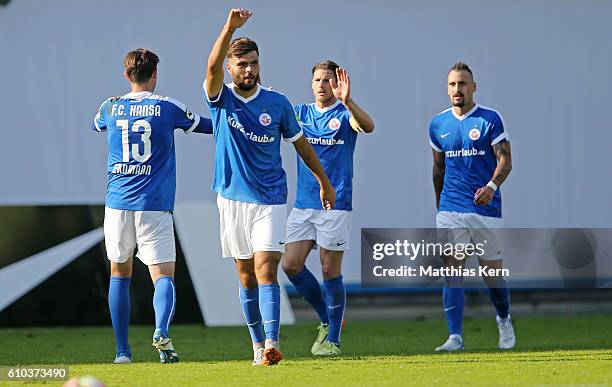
[282, 61, 374, 356]
[429, 62, 515, 352]
[93, 48, 212, 364]
[204, 9, 335, 366]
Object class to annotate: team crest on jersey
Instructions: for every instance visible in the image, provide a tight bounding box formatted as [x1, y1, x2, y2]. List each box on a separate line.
[185, 110, 195, 121]
[328, 117, 341, 130]
[469, 128, 481, 140]
[259, 113, 272, 126]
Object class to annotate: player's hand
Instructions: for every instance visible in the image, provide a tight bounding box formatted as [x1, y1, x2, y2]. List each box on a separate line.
[320, 183, 336, 210]
[331, 68, 351, 104]
[473, 186, 494, 206]
[226, 8, 252, 31]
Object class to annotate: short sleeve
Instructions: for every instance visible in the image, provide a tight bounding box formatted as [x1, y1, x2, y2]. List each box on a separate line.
[281, 97, 303, 143]
[166, 97, 203, 133]
[92, 99, 109, 132]
[429, 119, 443, 152]
[490, 113, 510, 145]
[203, 81, 228, 108]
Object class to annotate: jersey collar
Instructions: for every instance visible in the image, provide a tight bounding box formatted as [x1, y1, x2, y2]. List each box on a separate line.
[451, 103, 479, 121]
[314, 99, 341, 113]
[228, 83, 261, 103]
[122, 91, 153, 99]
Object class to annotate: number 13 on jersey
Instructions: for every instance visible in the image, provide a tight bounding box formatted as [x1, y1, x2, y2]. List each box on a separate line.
[117, 119, 152, 162]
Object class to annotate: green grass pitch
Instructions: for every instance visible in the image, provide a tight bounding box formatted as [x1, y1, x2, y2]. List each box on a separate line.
[1, 314, 610, 386]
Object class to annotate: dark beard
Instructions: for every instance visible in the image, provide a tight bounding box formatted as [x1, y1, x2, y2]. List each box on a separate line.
[236, 80, 257, 91]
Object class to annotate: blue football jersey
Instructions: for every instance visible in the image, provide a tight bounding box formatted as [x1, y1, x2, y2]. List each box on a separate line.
[93, 91, 212, 211]
[204, 83, 303, 205]
[294, 101, 358, 210]
[429, 104, 509, 218]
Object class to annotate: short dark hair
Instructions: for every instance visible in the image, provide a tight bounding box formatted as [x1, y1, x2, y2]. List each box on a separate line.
[227, 37, 259, 59]
[312, 60, 340, 78]
[450, 62, 474, 79]
[123, 48, 159, 84]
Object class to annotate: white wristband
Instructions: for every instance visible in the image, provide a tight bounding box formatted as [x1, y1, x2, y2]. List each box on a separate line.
[486, 181, 498, 192]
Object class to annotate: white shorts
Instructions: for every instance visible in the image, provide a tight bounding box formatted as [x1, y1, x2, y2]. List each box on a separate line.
[217, 195, 287, 259]
[436, 211, 504, 261]
[286, 208, 351, 251]
[104, 207, 176, 265]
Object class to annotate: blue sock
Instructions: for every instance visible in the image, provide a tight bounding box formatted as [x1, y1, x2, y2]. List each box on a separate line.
[239, 286, 265, 343]
[108, 276, 131, 357]
[286, 267, 329, 324]
[488, 278, 510, 319]
[153, 276, 176, 338]
[443, 276, 464, 336]
[324, 275, 346, 345]
[259, 284, 281, 341]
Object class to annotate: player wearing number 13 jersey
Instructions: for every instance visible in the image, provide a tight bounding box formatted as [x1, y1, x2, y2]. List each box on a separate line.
[92, 49, 212, 365]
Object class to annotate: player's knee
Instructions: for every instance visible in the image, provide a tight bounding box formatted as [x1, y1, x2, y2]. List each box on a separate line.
[238, 272, 258, 289]
[255, 259, 278, 275]
[240, 276, 258, 289]
[281, 259, 303, 277]
[255, 266, 278, 285]
[110, 262, 132, 277]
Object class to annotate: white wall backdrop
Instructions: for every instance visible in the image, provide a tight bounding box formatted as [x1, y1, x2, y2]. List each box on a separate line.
[2, 0, 611, 282]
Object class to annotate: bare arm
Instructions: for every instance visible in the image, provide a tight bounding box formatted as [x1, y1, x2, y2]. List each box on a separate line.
[205, 9, 252, 98]
[432, 149, 446, 209]
[474, 141, 513, 206]
[332, 68, 374, 133]
[292, 136, 336, 209]
[491, 141, 512, 187]
[346, 99, 375, 133]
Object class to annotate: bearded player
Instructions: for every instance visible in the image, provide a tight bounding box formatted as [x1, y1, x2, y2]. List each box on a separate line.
[203, 9, 335, 365]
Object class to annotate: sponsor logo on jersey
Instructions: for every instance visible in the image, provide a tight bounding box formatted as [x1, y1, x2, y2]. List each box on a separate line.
[307, 137, 345, 146]
[328, 117, 341, 130]
[259, 113, 272, 126]
[227, 115, 275, 143]
[185, 110, 195, 121]
[445, 147, 486, 158]
[469, 128, 481, 140]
